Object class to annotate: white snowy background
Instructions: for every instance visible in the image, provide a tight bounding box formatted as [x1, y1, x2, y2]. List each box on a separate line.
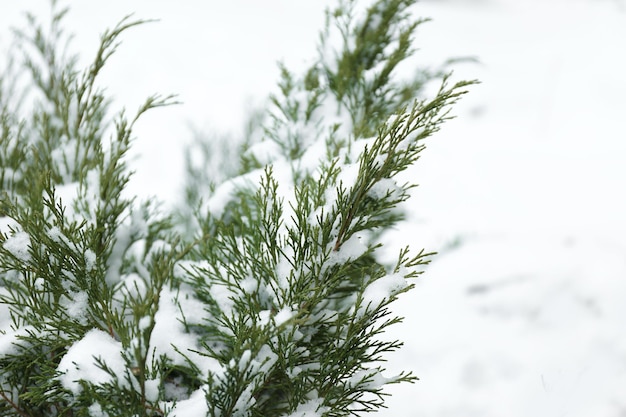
[1, 0, 625, 416]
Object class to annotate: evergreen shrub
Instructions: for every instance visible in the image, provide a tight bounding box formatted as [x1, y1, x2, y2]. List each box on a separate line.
[0, 1, 473, 416]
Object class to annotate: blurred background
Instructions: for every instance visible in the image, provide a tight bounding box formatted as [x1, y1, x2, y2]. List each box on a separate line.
[1, 1, 625, 416]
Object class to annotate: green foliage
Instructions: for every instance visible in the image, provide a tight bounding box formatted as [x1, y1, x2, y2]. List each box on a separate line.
[0, 1, 474, 416]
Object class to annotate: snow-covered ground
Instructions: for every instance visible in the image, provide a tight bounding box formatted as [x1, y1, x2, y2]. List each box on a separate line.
[381, 2, 626, 416]
[1, 1, 625, 416]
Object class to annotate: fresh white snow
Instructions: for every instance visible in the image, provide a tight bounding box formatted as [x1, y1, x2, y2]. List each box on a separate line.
[2, 231, 31, 262]
[56, 328, 130, 395]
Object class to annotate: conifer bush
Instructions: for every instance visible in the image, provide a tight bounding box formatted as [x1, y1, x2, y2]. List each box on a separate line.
[0, 1, 473, 416]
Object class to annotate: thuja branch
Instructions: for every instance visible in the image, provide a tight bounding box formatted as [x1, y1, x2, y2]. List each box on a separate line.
[333, 79, 472, 251]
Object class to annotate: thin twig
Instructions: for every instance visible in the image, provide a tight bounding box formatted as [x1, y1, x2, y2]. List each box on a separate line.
[0, 390, 30, 417]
